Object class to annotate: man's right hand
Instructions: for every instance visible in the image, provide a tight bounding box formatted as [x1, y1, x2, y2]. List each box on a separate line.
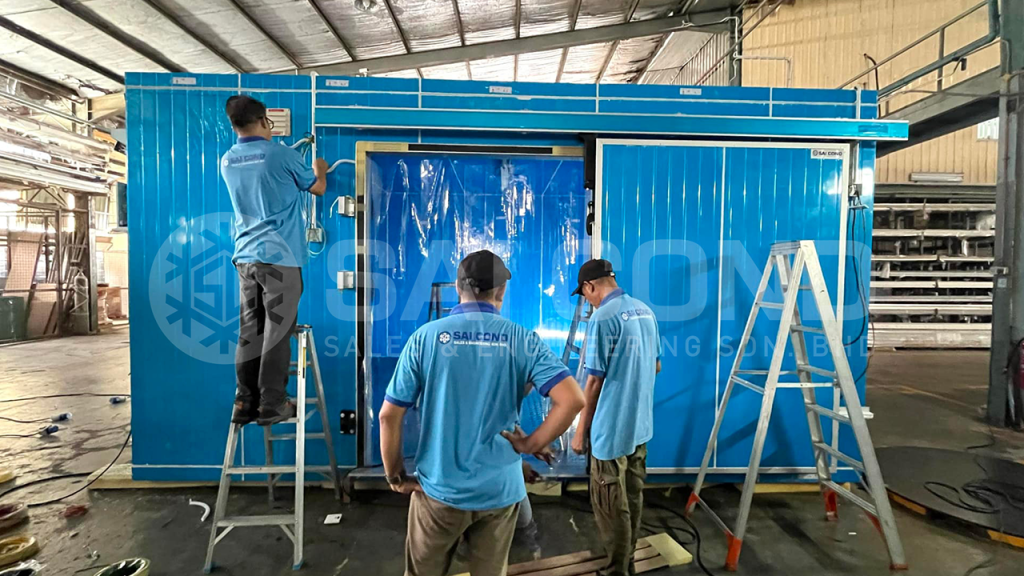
[391, 477, 423, 495]
[571, 429, 589, 455]
[501, 426, 554, 464]
[313, 157, 328, 176]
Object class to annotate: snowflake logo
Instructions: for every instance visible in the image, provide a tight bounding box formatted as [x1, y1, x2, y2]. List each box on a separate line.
[148, 212, 297, 365]
[620, 312, 630, 321]
[438, 332, 452, 344]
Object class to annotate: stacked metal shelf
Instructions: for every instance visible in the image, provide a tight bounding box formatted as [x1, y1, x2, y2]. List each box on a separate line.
[870, 183, 995, 348]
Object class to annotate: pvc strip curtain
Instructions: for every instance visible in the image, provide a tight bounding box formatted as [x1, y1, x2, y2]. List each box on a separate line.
[364, 152, 588, 466]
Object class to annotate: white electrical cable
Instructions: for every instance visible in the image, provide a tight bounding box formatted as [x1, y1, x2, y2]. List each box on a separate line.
[327, 159, 355, 173]
[288, 137, 311, 149]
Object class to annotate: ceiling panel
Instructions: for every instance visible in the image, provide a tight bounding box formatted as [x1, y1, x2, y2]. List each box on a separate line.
[156, 0, 296, 72]
[392, 0, 463, 52]
[0, 29, 120, 93]
[318, 0, 407, 60]
[233, 0, 350, 67]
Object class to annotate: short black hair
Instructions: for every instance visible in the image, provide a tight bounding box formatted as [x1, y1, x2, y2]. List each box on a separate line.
[225, 95, 266, 129]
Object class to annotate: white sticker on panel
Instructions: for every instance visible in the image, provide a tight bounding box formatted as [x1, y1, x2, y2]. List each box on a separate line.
[172, 77, 197, 85]
[489, 86, 513, 94]
[811, 149, 845, 159]
[325, 79, 350, 88]
[679, 88, 701, 96]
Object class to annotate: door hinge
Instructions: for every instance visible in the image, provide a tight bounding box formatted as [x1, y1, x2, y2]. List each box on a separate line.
[337, 271, 356, 290]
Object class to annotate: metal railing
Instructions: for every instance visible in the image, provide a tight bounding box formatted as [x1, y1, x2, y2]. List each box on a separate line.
[838, 0, 999, 99]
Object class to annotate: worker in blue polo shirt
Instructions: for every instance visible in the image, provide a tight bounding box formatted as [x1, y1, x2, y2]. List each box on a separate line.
[379, 250, 585, 576]
[570, 259, 661, 576]
[220, 95, 327, 426]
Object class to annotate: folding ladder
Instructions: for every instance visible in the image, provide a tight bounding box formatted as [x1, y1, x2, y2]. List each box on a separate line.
[685, 241, 907, 571]
[428, 282, 457, 321]
[204, 325, 342, 573]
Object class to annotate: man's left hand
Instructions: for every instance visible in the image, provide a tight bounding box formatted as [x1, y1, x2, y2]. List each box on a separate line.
[571, 429, 589, 455]
[391, 477, 423, 495]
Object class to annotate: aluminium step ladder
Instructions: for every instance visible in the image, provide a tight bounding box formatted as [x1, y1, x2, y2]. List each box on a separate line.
[685, 241, 907, 571]
[204, 325, 342, 573]
[561, 295, 593, 382]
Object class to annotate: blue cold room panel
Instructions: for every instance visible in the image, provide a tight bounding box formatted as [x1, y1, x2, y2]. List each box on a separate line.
[363, 152, 589, 466]
[599, 141, 868, 478]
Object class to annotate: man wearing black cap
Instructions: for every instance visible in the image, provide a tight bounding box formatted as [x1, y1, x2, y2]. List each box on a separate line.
[569, 259, 661, 576]
[379, 250, 585, 576]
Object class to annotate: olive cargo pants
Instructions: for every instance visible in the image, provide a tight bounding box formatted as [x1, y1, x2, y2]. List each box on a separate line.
[590, 444, 648, 576]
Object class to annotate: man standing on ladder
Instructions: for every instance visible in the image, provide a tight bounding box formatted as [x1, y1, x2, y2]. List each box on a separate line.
[379, 250, 584, 576]
[220, 95, 328, 426]
[570, 259, 661, 576]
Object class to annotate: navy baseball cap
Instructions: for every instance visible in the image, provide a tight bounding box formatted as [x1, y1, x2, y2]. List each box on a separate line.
[571, 259, 615, 295]
[458, 250, 511, 292]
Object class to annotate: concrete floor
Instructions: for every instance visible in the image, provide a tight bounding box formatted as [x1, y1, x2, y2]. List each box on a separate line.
[2, 331, 1024, 575]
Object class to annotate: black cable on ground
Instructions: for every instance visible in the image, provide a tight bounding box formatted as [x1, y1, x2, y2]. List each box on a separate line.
[0, 393, 129, 404]
[0, 429, 131, 507]
[644, 500, 717, 576]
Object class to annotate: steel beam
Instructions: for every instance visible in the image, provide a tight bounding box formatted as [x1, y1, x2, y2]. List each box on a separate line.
[137, 0, 245, 72]
[380, 0, 420, 78]
[556, 0, 583, 83]
[303, 11, 732, 77]
[47, 0, 184, 73]
[988, 0, 1024, 427]
[598, 0, 642, 83]
[449, 0, 470, 79]
[305, 0, 355, 63]
[0, 15, 123, 85]
[0, 57, 80, 100]
[225, 0, 301, 70]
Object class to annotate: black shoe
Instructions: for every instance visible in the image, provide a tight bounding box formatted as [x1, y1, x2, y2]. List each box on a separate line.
[231, 401, 258, 425]
[257, 400, 297, 426]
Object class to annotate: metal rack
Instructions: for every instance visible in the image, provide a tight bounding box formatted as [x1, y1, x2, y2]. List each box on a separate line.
[870, 183, 994, 348]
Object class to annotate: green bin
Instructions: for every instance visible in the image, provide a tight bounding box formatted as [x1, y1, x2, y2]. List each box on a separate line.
[0, 296, 26, 342]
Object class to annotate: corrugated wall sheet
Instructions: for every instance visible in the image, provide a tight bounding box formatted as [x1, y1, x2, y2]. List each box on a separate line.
[741, 0, 999, 184]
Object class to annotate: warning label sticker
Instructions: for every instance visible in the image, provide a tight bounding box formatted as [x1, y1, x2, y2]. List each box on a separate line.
[811, 149, 845, 159]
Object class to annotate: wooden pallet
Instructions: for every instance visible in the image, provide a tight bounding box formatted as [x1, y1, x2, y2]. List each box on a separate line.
[454, 533, 691, 576]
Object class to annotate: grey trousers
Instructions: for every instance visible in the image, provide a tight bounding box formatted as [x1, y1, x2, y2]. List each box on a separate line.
[234, 263, 302, 411]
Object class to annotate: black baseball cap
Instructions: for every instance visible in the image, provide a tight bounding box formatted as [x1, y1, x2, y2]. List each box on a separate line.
[458, 250, 512, 292]
[571, 259, 615, 295]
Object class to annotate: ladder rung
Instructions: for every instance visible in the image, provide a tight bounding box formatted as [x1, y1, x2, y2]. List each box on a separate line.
[777, 381, 835, 389]
[225, 465, 295, 475]
[791, 324, 824, 335]
[757, 301, 785, 310]
[269, 433, 326, 441]
[797, 364, 837, 379]
[822, 480, 877, 516]
[730, 375, 765, 394]
[813, 442, 865, 472]
[798, 284, 812, 290]
[734, 369, 769, 375]
[305, 397, 318, 404]
[805, 402, 851, 424]
[218, 514, 294, 527]
[691, 495, 732, 536]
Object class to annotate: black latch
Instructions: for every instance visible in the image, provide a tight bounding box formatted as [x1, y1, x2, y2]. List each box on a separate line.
[339, 410, 357, 435]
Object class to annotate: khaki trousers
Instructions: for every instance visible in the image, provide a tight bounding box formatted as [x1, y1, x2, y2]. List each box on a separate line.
[406, 491, 519, 576]
[590, 444, 648, 576]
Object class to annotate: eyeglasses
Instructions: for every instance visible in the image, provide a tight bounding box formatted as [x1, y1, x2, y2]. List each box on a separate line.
[264, 116, 275, 131]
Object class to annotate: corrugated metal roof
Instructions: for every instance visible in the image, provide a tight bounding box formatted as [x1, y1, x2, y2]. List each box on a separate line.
[0, 0, 743, 95]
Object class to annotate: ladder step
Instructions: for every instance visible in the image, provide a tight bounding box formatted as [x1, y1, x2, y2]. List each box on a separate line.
[791, 324, 825, 335]
[690, 495, 732, 536]
[804, 402, 851, 424]
[269, 433, 326, 441]
[757, 301, 785, 310]
[218, 515, 295, 528]
[305, 397, 318, 404]
[730, 375, 765, 394]
[798, 284, 812, 290]
[777, 381, 835, 389]
[797, 364, 837, 379]
[225, 465, 296, 475]
[812, 442, 865, 472]
[822, 480, 877, 516]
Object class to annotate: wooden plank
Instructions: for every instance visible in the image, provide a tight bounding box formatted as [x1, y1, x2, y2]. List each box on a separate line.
[481, 534, 691, 576]
[508, 541, 651, 575]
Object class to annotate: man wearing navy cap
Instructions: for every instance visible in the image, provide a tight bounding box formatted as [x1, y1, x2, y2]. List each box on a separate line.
[570, 259, 661, 576]
[379, 250, 584, 576]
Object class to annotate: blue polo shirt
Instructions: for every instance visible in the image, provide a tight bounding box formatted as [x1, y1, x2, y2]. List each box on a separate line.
[220, 136, 316, 266]
[384, 301, 572, 511]
[585, 289, 661, 461]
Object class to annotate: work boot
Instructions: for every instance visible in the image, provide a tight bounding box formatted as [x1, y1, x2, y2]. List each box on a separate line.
[231, 400, 258, 425]
[258, 400, 297, 426]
